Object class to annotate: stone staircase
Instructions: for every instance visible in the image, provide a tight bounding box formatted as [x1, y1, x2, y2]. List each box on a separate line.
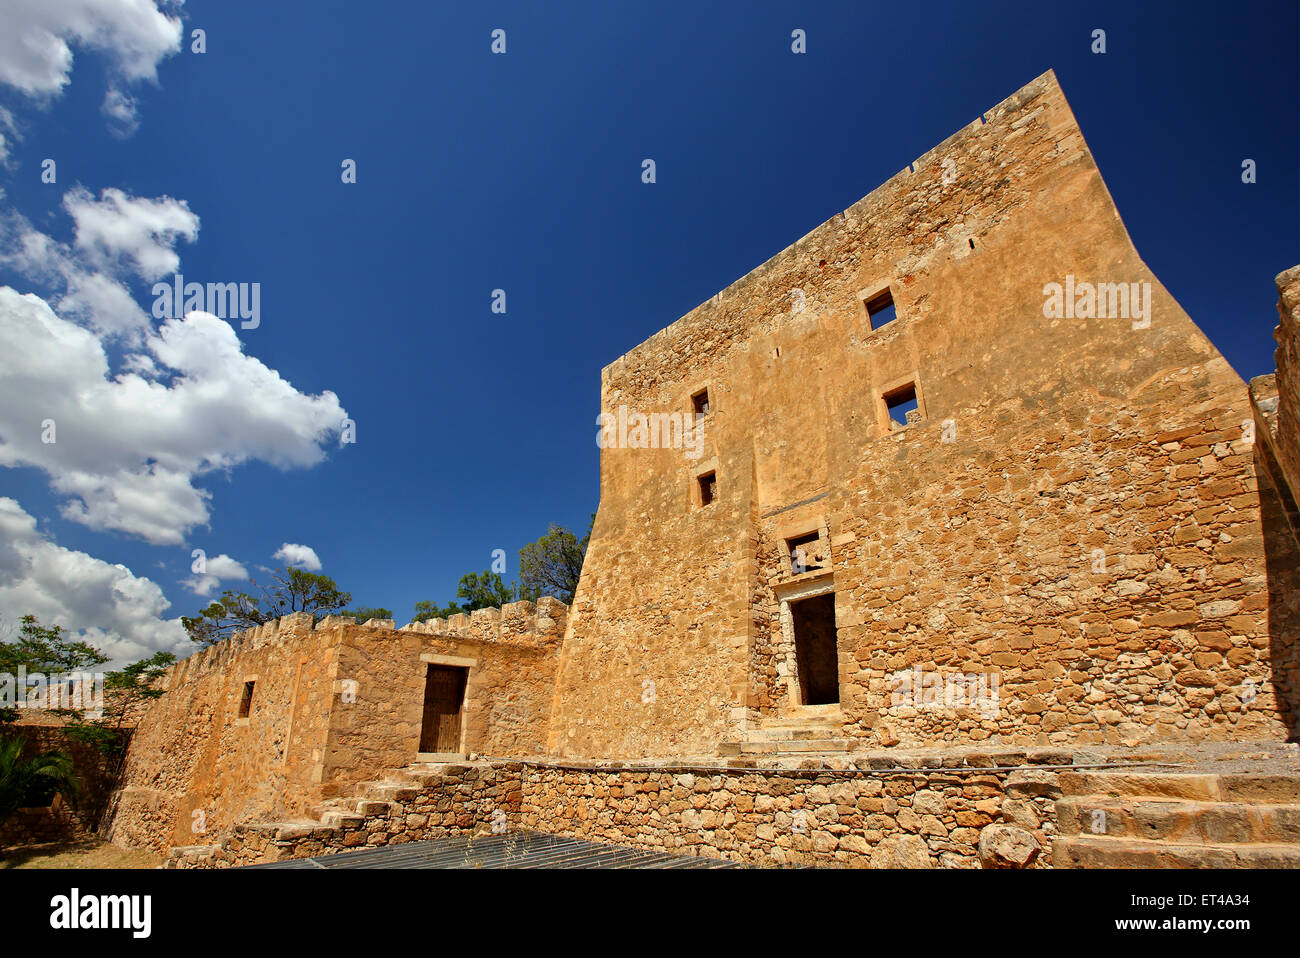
[719, 712, 856, 757]
[167, 761, 489, 867]
[1052, 770, 1300, 868]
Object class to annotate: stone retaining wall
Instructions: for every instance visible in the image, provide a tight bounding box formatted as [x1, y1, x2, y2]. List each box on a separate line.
[168, 754, 1066, 869]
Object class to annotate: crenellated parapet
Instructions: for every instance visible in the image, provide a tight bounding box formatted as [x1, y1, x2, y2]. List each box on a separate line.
[394, 595, 568, 646]
[159, 598, 570, 691]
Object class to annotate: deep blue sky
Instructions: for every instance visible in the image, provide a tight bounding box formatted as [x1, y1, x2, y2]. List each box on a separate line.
[1, 0, 1297, 633]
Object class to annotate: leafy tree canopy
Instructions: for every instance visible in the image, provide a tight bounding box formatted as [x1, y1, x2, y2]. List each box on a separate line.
[337, 607, 394, 623]
[518, 515, 593, 605]
[0, 615, 109, 676]
[182, 567, 352, 646]
[413, 515, 594, 620]
[413, 570, 515, 621]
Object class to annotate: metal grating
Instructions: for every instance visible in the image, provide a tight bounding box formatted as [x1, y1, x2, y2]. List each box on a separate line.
[243, 830, 739, 869]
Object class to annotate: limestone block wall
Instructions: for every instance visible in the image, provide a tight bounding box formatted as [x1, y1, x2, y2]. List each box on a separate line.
[1252, 267, 1300, 513]
[320, 599, 566, 798]
[168, 762, 524, 868]
[108, 603, 566, 856]
[169, 754, 1064, 870]
[0, 725, 118, 846]
[548, 69, 1300, 757]
[107, 613, 340, 855]
[1271, 268, 1300, 500]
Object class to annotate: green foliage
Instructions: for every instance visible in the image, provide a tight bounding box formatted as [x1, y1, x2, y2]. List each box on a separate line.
[517, 515, 593, 604]
[337, 607, 394, 623]
[0, 615, 109, 675]
[413, 515, 594, 620]
[0, 616, 174, 838]
[183, 567, 352, 645]
[62, 651, 164, 789]
[0, 615, 110, 726]
[412, 598, 463, 622]
[457, 571, 517, 609]
[0, 735, 79, 832]
[413, 571, 515, 621]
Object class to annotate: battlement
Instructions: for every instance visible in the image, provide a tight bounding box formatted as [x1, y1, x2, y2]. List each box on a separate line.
[162, 597, 570, 690]
[394, 595, 569, 644]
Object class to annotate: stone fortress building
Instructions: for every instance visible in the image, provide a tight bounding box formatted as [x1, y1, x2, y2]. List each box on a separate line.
[107, 71, 1300, 868]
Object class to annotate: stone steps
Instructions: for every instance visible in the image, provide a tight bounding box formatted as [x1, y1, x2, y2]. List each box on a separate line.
[737, 738, 855, 754]
[166, 760, 481, 867]
[744, 727, 847, 742]
[751, 714, 844, 729]
[1058, 771, 1300, 803]
[1052, 770, 1300, 869]
[721, 715, 853, 757]
[1052, 836, 1300, 868]
[1057, 796, 1300, 845]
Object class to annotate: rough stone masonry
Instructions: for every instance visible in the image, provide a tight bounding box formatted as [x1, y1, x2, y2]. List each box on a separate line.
[105, 70, 1300, 867]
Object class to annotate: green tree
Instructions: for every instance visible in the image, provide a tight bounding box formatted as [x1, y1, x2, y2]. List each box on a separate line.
[0, 616, 110, 726]
[63, 650, 176, 816]
[412, 516, 595, 621]
[413, 570, 515, 622]
[337, 606, 394, 623]
[517, 515, 593, 604]
[182, 567, 352, 645]
[412, 598, 464, 622]
[0, 616, 176, 836]
[0, 735, 79, 842]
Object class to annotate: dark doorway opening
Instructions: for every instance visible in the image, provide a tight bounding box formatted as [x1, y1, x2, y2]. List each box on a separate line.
[419, 665, 468, 753]
[791, 594, 839, 705]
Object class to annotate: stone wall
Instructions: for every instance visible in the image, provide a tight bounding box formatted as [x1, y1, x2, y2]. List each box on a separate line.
[0, 795, 84, 847]
[1250, 267, 1300, 529]
[1266, 267, 1300, 506]
[168, 753, 1066, 869]
[108, 603, 565, 856]
[321, 599, 565, 797]
[168, 762, 524, 868]
[107, 613, 340, 855]
[0, 725, 117, 846]
[548, 69, 1300, 757]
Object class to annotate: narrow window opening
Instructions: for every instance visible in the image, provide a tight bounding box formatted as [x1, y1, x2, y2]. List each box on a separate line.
[238, 680, 255, 719]
[885, 383, 920, 428]
[786, 532, 824, 574]
[968, 237, 976, 250]
[697, 471, 717, 507]
[691, 388, 711, 417]
[864, 288, 896, 329]
[791, 593, 839, 705]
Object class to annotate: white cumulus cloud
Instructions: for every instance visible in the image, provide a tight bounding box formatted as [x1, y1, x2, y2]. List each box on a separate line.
[64, 186, 198, 280]
[0, 287, 348, 545]
[185, 553, 249, 597]
[0, 496, 189, 667]
[273, 543, 322, 573]
[0, 0, 182, 100]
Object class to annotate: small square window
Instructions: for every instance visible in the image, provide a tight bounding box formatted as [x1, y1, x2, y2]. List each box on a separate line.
[885, 384, 919, 428]
[238, 680, 256, 719]
[692, 388, 711, 417]
[697, 471, 717, 507]
[786, 532, 824, 574]
[863, 288, 897, 329]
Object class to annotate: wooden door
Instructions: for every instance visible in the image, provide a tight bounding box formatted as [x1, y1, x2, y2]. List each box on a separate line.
[419, 665, 467, 753]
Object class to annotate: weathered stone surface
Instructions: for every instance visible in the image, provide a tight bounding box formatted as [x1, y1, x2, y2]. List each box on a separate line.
[107, 609, 564, 856]
[105, 68, 1300, 872]
[543, 67, 1299, 759]
[978, 824, 1041, 868]
[870, 834, 933, 869]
